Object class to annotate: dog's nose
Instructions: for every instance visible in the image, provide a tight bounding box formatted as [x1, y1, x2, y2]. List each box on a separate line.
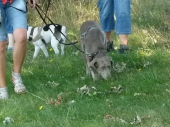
[102, 73, 111, 80]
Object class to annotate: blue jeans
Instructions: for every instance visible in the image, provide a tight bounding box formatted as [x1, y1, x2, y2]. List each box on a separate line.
[0, 0, 27, 41]
[98, 0, 131, 34]
[5, 17, 13, 34]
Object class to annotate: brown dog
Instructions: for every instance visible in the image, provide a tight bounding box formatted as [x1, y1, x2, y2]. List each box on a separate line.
[80, 20, 113, 80]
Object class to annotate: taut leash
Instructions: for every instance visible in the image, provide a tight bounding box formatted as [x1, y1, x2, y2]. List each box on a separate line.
[35, 4, 78, 46]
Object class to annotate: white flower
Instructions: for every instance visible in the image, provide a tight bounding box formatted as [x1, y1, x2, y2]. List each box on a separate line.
[69, 100, 76, 104]
[3, 117, 14, 125]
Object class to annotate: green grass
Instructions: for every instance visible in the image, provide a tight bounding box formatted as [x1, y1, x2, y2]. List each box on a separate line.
[1, 0, 170, 126]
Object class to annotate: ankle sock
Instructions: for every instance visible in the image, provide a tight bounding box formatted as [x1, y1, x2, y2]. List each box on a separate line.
[12, 72, 21, 79]
[0, 87, 8, 99]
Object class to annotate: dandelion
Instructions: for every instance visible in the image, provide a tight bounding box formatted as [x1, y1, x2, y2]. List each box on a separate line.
[49, 48, 53, 52]
[110, 82, 114, 86]
[39, 106, 43, 110]
[141, 51, 145, 55]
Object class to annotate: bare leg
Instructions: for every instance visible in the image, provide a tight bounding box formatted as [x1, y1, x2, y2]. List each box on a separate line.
[118, 34, 129, 53]
[0, 41, 7, 88]
[105, 31, 112, 42]
[13, 28, 27, 73]
[119, 34, 128, 45]
[0, 41, 8, 99]
[12, 28, 27, 93]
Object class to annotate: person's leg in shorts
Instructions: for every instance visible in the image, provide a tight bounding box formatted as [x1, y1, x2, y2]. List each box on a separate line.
[98, 0, 115, 51]
[0, 2, 27, 99]
[98, 0, 131, 53]
[6, 3, 27, 94]
[115, 0, 131, 53]
[0, 3, 9, 99]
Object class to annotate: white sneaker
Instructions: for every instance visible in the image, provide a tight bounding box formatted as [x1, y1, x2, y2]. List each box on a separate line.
[0, 87, 8, 99]
[12, 72, 26, 94]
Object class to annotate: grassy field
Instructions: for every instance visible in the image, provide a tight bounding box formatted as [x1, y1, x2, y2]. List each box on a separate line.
[1, 0, 170, 126]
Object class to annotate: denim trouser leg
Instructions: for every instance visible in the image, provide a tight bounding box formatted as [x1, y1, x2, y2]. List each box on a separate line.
[98, 0, 131, 34]
[5, 18, 13, 34]
[98, 0, 114, 32]
[115, 0, 131, 34]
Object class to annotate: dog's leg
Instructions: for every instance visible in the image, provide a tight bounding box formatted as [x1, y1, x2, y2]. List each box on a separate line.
[86, 65, 91, 76]
[60, 39, 65, 56]
[87, 61, 98, 80]
[33, 46, 40, 59]
[91, 70, 98, 81]
[60, 26, 66, 56]
[51, 37, 59, 55]
[40, 45, 49, 57]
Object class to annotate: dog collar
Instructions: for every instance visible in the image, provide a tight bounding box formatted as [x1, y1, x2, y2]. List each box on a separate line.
[88, 50, 107, 62]
[29, 28, 35, 41]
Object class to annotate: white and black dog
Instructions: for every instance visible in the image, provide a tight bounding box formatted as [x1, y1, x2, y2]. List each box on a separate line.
[27, 24, 66, 59]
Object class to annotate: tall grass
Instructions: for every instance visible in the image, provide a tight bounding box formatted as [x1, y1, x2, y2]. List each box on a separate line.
[27, 0, 99, 40]
[131, 0, 170, 49]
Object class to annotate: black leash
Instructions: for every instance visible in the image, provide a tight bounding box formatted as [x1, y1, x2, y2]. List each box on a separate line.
[35, 4, 78, 46]
[42, 0, 49, 22]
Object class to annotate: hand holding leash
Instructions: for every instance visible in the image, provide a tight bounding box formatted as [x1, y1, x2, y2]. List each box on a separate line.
[28, 0, 38, 9]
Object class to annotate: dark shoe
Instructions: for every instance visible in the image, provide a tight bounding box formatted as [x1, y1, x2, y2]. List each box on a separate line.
[107, 41, 115, 52]
[118, 44, 129, 54]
